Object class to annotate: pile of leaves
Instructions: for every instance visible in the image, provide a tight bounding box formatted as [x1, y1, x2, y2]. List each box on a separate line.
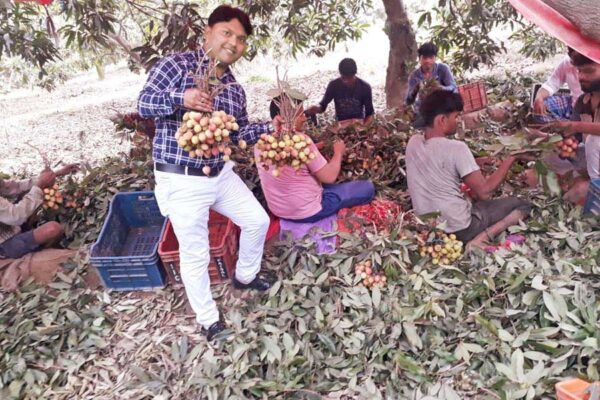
[314, 116, 412, 196]
[35, 151, 155, 248]
[2, 197, 598, 399]
[3, 82, 600, 399]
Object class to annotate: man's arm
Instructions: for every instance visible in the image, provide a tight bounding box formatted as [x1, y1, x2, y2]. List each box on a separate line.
[306, 82, 335, 116]
[554, 121, 600, 136]
[463, 156, 516, 201]
[438, 64, 457, 92]
[545, 100, 600, 137]
[0, 188, 43, 226]
[540, 59, 568, 97]
[363, 85, 375, 123]
[534, 60, 568, 114]
[314, 140, 345, 184]
[405, 72, 420, 105]
[0, 178, 34, 198]
[138, 56, 186, 119]
[0, 169, 55, 226]
[318, 82, 335, 113]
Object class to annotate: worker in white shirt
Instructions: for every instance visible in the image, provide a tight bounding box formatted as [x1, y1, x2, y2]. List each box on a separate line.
[533, 48, 583, 122]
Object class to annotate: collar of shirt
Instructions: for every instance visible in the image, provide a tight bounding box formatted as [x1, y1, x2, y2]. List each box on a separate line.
[194, 48, 234, 82]
[416, 63, 440, 80]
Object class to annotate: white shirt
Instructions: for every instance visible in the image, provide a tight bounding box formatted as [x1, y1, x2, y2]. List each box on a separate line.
[541, 56, 583, 106]
[406, 135, 480, 232]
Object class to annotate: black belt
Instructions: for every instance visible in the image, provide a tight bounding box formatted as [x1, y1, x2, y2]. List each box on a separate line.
[154, 162, 223, 177]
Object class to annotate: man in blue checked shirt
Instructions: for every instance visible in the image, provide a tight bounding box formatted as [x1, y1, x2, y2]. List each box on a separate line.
[405, 42, 457, 127]
[138, 5, 281, 340]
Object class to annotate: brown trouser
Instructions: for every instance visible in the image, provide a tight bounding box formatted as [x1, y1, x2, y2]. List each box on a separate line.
[453, 197, 532, 242]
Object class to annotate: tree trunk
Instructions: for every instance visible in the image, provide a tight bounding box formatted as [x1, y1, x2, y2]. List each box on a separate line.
[543, 0, 600, 41]
[382, 0, 417, 110]
[108, 33, 142, 64]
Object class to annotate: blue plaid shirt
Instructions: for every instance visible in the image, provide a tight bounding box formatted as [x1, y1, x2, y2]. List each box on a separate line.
[138, 48, 270, 169]
[405, 63, 457, 106]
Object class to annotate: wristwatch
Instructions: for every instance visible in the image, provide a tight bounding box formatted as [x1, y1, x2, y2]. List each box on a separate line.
[267, 122, 275, 133]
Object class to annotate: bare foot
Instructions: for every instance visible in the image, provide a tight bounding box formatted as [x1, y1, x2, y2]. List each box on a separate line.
[465, 238, 489, 254]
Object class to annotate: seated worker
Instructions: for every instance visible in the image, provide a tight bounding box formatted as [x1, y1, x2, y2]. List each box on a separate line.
[406, 91, 532, 248]
[539, 50, 600, 204]
[256, 97, 375, 223]
[0, 164, 79, 259]
[305, 58, 375, 126]
[405, 42, 457, 108]
[533, 47, 584, 122]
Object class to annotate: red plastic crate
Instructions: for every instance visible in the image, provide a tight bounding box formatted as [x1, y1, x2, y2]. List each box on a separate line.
[458, 81, 488, 113]
[158, 211, 239, 287]
[266, 213, 280, 242]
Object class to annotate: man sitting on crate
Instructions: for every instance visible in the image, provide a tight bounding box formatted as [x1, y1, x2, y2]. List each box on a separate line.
[0, 164, 78, 260]
[405, 90, 533, 249]
[256, 94, 375, 223]
[539, 51, 600, 206]
[138, 5, 284, 340]
[532, 47, 583, 123]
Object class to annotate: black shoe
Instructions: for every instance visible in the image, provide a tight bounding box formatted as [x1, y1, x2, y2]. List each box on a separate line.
[232, 276, 272, 291]
[206, 321, 226, 340]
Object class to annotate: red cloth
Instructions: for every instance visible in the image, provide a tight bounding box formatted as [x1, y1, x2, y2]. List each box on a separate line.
[337, 199, 402, 234]
[508, 0, 600, 64]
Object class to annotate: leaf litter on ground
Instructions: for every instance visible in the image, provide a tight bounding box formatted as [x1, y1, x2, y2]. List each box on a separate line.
[1, 73, 599, 399]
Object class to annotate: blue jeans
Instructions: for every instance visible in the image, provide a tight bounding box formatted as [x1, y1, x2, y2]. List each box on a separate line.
[293, 180, 376, 223]
[0, 231, 40, 259]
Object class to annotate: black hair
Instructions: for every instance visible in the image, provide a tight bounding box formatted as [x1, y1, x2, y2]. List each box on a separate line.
[420, 90, 464, 127]
[269, 95, 303, 119]
[418, 42, 438, 58]
[570, 51, 595, 67]
[208, 5, 253, 36]
[338, 58, 358, 77]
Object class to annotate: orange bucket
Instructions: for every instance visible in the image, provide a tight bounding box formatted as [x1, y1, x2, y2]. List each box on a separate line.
[555, 378, 593, 400]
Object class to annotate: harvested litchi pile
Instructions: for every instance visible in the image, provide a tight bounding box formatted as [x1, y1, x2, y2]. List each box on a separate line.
[418, 231, 463, 265]
[257, 75, 315, 177]
[42, 184, 63, 211]
[173, 53, 246, 175]
[63, 189, 84, 211]
[256, 132, 316, 177]
[175, 110, 239, 166]
[555, 137, 579, 159]
[354, 260, 387, 289]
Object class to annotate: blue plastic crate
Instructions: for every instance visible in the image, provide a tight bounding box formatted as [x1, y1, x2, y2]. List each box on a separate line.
[90, 192, 167, 291]
[583, 179, 600, 215]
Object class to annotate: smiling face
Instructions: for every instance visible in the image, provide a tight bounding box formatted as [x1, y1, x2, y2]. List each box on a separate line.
[203, 19, 248, 66]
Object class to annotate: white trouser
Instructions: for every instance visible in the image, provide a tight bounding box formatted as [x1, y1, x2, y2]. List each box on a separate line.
[154, 162, 269, 329]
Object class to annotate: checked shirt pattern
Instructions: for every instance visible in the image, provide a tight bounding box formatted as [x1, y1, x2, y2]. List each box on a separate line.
[138, 48, 269, 169]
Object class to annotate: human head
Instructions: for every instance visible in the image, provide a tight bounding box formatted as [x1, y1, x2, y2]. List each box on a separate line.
[270, 95, 307, 132]
[418, 42, 438, 72]
[420, 90, 464, 134]
[571, 51, 600, 93]
[203, 5, 252, 66]
[339, 58, 358, 86]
